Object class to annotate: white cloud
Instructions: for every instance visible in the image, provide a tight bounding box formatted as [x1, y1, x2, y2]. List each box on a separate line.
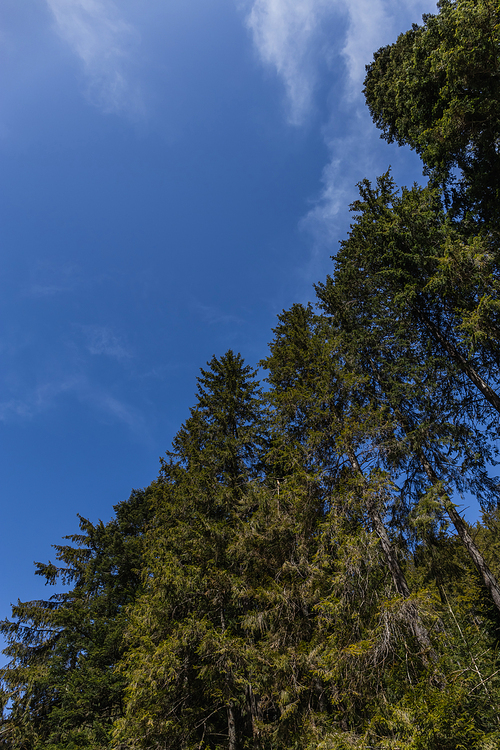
[341, 0, 436, 96]
[246, 0, 435, 114]
[45, 0, 143, 114]
[0, 374, 149, 442]
[244, 0, 437, 263]
[340, 0, 390, 97]
[0, 378, 82, 421]
[299, 115, 383, 282]
[83, 325, 131, 359]
[89, 391, 150, 439]
[196, 303, 244, 327]
[246, 0, 335, 124]
[26, 262, 82, 298]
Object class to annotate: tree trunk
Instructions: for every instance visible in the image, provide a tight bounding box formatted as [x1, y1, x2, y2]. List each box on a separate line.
[346, 448, 434, 654]
[246, 683, 261, 750]
[228, 702, 237, 750]
[420, 454, 500, 614]
[347, 449, 410, 596]
[414, 304, 500, 415]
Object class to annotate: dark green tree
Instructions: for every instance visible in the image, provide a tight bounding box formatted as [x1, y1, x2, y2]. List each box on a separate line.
[260, 305, 443, 745]
[315, 174, 500, 614]
[115, 351, 267, 750]
[262, 304, 434, 639]
[0, 489, 151, 749]
[364, 0, 500, 229]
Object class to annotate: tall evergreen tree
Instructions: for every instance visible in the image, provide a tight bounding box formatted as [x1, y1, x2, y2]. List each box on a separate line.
[263, 306, 424, 611]
[4, 3, 500, 748]
[314, 175, 500, 614]
[364, 0, 500, 230]
[0, 489, 151, 749]
[115, 351, 267, 750]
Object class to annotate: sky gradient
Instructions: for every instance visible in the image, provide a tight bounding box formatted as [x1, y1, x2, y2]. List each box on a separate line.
[0, 0, 438, 645]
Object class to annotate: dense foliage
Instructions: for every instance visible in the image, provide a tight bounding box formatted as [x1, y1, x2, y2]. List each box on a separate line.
[2, 1, 500, 747]
[0, 490, 152, 748]
[364, 0, 500, 229]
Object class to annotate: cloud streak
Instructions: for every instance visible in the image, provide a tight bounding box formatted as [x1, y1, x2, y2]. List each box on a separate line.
[196, 303, 244, 327]
[0, 377, 82, 422]
[83, 325, 131, 360]
[246, 0, 336, 124]
[246, 0, 435, 117]
[26, 262, 82, 298]
[46, 0, 142, 115]
[245, 0, 437, 270]
[340, 0, 436, 96]
[0, 328, 146, 441]
[88, 391, 150, 440]
[0, 374, 150, 443]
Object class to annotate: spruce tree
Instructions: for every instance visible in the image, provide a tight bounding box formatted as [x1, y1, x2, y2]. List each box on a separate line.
[314, 175, 500, 614]
[115, 351, 267, 750]
[364, 0, 500, 230]
[0, 489, 151, 749]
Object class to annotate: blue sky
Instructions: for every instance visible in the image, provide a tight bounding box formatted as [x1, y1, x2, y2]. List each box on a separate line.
[0, 0, 438, 638]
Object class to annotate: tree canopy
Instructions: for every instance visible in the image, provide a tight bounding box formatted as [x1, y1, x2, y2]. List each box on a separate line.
[2, 3, 500, 748]
[364, 0, 500, 228]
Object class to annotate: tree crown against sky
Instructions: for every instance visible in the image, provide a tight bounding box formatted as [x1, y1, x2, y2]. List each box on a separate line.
[364, 0, 500, 228]
[3, 0, 500, 748]
[0, 0, 435, 650]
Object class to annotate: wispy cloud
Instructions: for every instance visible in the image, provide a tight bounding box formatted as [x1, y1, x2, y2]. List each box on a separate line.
[86, 390, 151, 441]
[0, 377, 82, 422]
[0, 374, 150, 442]
[246, 0, 434, 116]
[83, 325, 131, 359]
[196, 303, 244, 327]
[45, 0, 143, 115]
[340, 0, 391, 97]
[340, 0, 435, 96]
[26, 262, 82, 298]
[246, 0, 335, 125]
[299, 117, 384, 282]
[244, 0, 437, 266]
[0, 327, 146, 440]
